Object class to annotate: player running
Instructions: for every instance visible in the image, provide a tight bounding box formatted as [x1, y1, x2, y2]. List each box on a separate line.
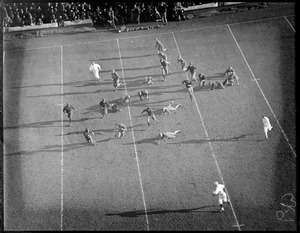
[155, 38, 167, 52]
[115, 123, 127, 139]
[182, 80, 193, 102]
[83, 128, 97, 145]
[63, 103, 78, 126]
[162, 101, 182, 115]
[122, 94, 131, 105]
[111, 69, 122, 91]
[185, 63, 198, 84]
[198, 73, 207, 87]
[99, 98, 110, 117]
[138, 90, 149, 102]
[157, 50, 168, 61]
[262, 115, 273, 140]
[213, 181, 230, 212]
[89, 62, 102, 82]
[160, 59, 171, 81]
[177, 55, 187, 71]
[141, 106, 159, 128]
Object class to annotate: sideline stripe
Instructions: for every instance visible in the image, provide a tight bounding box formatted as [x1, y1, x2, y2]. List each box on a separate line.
[116, 39, 150, 230]
[227, 25, 296, 158]
[4, 15, 294, 53]
[284, 16, 296, 32]
[172, 32, 242, 231]
[60, 45, 64, 231]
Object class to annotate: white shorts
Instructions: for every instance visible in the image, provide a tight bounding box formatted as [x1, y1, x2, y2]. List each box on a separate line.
[218, 193, 227, 205]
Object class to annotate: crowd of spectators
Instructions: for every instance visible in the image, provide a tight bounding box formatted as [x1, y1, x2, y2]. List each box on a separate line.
[2, 2, 214, 28]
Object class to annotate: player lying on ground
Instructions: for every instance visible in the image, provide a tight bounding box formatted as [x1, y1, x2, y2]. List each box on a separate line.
[89, 62, 102, 82]
[138, 90, 149, 102]
[145, 76, 154, 85]
[209, 81, 225, 90]
[115, 123, 127, 139]
[162, 101, 182, 115]
[122, 94, 131, 105]
[182, 80, 193, 102]
[141, 106, 159, 128]
[83, 128, 97, 145]
[177, 55, 187, 71]
[63, 103, 78, 126]
[157, 130, 181, 144]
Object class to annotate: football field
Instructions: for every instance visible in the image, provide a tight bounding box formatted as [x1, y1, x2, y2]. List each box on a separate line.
[3, 6, 296, 231]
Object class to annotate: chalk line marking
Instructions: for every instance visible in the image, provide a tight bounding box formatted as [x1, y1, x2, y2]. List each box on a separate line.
[116, 39, 150, 230]
[172, 32, 242, 231]
[4, 15, 294, 53]
[284, 16, 295, 32]
[227, 24, 296, 158]
[60, 45, 64, 231]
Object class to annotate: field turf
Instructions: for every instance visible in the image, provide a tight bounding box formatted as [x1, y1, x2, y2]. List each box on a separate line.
[3, 4, 296, 231]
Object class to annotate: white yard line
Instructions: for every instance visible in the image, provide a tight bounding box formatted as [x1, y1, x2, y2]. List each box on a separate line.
[227, 25, 296, 158]
[60, 45, 64, 231]
[284, 16, 295, 32]
[116, 39, 150, 231]
[4, 15, 294, 53]
[172, 32, 242, 231]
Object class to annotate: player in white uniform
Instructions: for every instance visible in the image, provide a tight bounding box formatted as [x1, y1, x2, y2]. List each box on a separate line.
[157, 130, 181, 144]
[213, 181, 229, 211]
[155, 38, 167, 52]
[89, 62, 102, 82]
[262, 115, 273, 140]
[162, 101, 182, 115]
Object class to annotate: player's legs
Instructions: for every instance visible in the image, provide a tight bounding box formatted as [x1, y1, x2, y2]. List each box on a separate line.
[152, 114, 159, 123]
[264, 127, 268, 139]
[147, 116, 151, 128]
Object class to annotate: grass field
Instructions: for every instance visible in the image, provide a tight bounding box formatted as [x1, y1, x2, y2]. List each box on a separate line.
[3, 5, 296, 231]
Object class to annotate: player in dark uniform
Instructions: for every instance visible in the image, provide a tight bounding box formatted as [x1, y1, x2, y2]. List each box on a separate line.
[63, 103, 78, 126]
[111, 69, 122, 91]
[185, 63, 198, 84]
[115, 123, 127, 139]
[182, 80, 193, 102]
[138, 90, 149, 102]
[141, 106, 159, 128]
[198, 73, 207, 87]
[160, 59, 171, 81]
[83, 128, 97, 145]
[99, 98, 110, 117]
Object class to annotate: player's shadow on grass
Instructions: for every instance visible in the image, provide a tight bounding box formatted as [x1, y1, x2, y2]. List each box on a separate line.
[90, 53, 155, 62]
[169, 134, 263, 144]
[26, 89, 104, 98]
[130, 97, 183, 107]
[4, 142, 90, 157]
[123, 136, 158, 145]
[106, 205, 218, 217]
[4, 117, 99, 130]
